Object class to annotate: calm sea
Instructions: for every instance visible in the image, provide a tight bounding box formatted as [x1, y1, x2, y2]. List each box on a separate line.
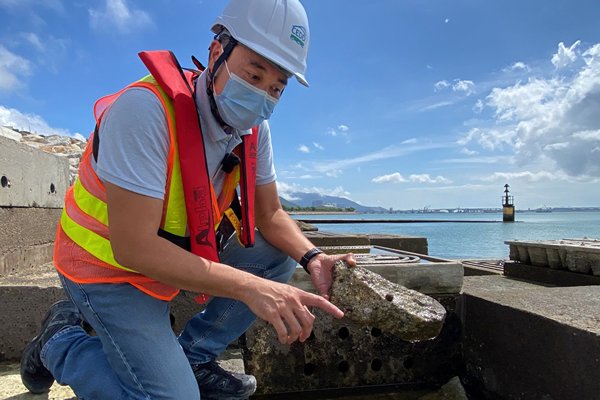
[294, 211, 600, 260]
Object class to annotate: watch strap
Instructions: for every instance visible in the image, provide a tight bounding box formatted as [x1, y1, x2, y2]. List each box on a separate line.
[299, 247, 323, 274]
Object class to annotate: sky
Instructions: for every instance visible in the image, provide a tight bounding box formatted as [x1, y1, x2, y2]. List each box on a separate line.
[1, 0, 600, 210]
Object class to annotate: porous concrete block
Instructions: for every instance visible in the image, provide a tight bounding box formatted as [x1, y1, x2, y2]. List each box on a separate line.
[330, 261, 446, 342]
[242, 296, 461, 395]
[0, 135, 69, 208]
[289, 253, 463, 296]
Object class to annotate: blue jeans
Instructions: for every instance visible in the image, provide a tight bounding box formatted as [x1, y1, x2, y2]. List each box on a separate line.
[41, 232, 297, 399]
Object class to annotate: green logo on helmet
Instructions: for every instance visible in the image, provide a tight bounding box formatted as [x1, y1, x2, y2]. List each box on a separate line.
[290, 25, 306, 48]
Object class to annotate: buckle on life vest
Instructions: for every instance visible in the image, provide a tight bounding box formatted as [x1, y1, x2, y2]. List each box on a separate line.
[215, 207, 242, 253]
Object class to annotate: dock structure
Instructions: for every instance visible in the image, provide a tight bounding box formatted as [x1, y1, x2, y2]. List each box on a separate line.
[1, 137, 599, 399]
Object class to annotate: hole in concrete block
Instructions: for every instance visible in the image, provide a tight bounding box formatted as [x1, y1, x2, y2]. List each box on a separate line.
[50, 183, 56, 194]
[371, 359, 383, 372]
[385, 294, 394, 302]
[370, 327, 382, 337]
[338, 327, 350, 340]
[303, 363, 316, 376]
[403, 357, 414, 369]
[1, 175, 10, 188]
[338, 360, 350, 373]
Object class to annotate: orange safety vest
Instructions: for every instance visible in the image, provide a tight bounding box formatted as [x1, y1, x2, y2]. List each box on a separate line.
[54, 50, 257, 302]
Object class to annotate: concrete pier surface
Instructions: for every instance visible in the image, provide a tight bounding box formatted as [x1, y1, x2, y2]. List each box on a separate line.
[3, 270, 597, 399]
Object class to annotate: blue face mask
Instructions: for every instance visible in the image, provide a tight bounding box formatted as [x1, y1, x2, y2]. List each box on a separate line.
[214, 62, 279, 130]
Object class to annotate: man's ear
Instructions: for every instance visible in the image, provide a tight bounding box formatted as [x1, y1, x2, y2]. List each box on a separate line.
[207, 40, 223, 73]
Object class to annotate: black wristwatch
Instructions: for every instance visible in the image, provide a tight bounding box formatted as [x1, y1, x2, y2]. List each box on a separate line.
[299, 247, 323, 274]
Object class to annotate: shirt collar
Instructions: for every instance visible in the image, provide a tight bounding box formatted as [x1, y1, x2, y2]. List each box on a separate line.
[195, 69, 252, 143]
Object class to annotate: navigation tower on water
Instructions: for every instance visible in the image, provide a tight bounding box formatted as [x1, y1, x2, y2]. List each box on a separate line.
[502, 184, 515, 222]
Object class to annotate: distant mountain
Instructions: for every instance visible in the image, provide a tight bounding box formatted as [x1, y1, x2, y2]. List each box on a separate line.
[281, 192, 387, 213]
[279, 196, 300, 208]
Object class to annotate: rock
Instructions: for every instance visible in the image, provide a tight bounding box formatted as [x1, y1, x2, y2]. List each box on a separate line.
[16, 130, 86, 185]
[0, 126, 22, 142]
[330, 260, 446, 342]
[295, 220, 318, 231]
[419, 376, 468, 400]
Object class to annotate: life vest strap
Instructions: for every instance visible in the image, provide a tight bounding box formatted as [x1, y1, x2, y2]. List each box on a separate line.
[157, 228, 191, 251]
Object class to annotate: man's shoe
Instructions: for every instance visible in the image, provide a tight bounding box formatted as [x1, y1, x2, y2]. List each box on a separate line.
[192, 360, 257, 400]
[20, 300, 81, 394]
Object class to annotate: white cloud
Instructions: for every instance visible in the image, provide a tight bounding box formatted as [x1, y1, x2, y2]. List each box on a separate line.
[409, 174, 452, 184]
[434, 79, 475, 96]
[20, 32, 69, 73]
[434, 79, 476, 95]
[22, 32, 43, 51]
[0, 0, 63, 12]
[551, 41, 581, 69]
[504, 62, 529, 73]
[401, 138, 418, 144]
[444, 18, 450, 24]
[573, 129, 600, 140]
[298, 144, 310, 153]
[372, 172, 451, 184]
[473, 99, 484, 113]
[90, 0, 153, 34]
[0, 105, 82, 138]
[277, 181, 351, 200]
[459, 127, 515, 151]
[313, 142, 324, 150]
[372, 172, 406, 183]
[306, 142, 448, 176]
[460, 148, 478, 156]
[461, 41, 600, 177]
[326, 124, 349, 137]
[453, 80, 475, 95]
[420, 101, 453, 112]
[441, 155, 513, 164]
[0, 45, 31, 92]
[434, 80, 450, 92]
[482, 171, 567, 182]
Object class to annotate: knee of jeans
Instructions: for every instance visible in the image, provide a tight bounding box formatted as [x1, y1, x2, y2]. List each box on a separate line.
[265, 255, 297, 283]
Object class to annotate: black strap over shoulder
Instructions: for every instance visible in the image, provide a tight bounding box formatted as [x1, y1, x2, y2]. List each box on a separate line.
[158, 228, 191, 251]
[92, 123, 100, 163]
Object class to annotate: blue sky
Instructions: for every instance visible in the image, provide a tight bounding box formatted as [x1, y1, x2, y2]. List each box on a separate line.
[1, 0, 600, 210]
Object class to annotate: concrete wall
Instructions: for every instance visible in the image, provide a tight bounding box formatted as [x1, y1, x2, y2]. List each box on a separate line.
[0, 135, 69, 208]
[0, 208, 61, 276]
[462, 276, 600, 399]
[0, 136, 69, 275]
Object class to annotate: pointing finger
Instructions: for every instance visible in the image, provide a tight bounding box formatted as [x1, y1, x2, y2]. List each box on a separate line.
[302, 293, 344, 319]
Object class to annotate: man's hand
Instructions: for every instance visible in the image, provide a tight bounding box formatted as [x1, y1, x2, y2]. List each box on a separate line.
[307, 252, 356, 300]
[243, 280, 344, 345]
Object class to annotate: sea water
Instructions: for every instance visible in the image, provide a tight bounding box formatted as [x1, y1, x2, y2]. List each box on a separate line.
[296, 211, 600, 260]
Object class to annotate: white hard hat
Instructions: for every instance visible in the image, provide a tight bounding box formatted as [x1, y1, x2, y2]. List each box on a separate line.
[212, 0, 310, 87]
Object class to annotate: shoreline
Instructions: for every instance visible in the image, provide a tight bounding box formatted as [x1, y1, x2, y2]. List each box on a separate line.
[287, 211, 358, 215]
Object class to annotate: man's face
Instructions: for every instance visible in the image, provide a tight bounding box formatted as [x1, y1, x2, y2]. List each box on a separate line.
[209, 40, 288, 100]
